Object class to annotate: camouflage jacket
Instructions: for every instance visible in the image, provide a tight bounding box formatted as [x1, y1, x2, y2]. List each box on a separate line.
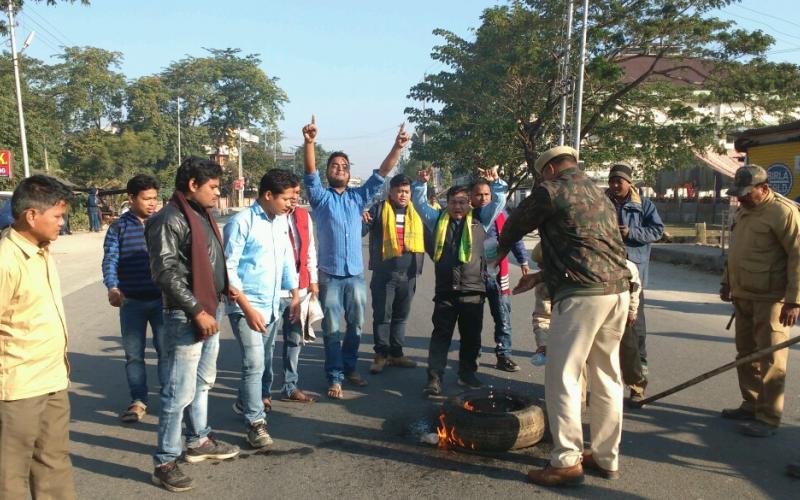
[498, 167, 630, 303]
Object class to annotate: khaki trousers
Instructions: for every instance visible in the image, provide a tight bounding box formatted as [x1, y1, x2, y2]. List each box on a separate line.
[733, 298, 789, 426]
[545, 292, 629, 471]
[0, 389, 75, 500]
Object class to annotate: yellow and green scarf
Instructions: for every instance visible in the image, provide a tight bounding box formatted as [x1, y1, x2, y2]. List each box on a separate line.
[433, 211, 472, 263]
[381, 200, 425, 260]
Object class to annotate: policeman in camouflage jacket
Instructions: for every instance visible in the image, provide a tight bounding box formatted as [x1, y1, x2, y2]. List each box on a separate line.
[497, 146, 631, 487]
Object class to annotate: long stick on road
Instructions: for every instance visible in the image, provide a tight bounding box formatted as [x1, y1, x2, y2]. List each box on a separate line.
[631, 334, 800, 408]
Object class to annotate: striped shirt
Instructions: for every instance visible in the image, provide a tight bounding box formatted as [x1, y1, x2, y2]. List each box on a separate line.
[304, 170, 385, 277]
[102, 211, 161, 299]
[395, 212, 405, 253]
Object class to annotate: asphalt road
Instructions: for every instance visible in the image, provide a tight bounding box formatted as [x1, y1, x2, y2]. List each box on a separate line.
[48, 229, 800, 499]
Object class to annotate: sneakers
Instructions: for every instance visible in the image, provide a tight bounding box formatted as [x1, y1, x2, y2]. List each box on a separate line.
[247, 420, 273, 448]
[152, 462, 194, 492]
[423, 376, 442, 397]
[388, 356, 418, 368]
[457, 372, 484, 389]
[530, 347, 547, 367]
[496, 356, 520, 372]
[370, 354, 387, 374]
[184, 435, 240, 463]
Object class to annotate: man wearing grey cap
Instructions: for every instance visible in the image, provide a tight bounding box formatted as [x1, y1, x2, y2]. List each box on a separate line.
[606, 162, 663, 404]
[720, 164, 800, 437]
[498, 146, 631, 486]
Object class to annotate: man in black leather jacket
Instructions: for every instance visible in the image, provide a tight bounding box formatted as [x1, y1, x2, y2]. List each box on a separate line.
[145, 157, 239, 493]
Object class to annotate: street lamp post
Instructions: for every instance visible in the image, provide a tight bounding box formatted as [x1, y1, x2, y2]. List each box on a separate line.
[572, 0, 590, 156]
[6, 2, 31, 178]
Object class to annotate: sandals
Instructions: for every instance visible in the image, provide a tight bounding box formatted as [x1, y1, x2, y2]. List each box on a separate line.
[120, 401, 147, 423]
[327, 384, 344, 400]
[282, 389, 317, 403]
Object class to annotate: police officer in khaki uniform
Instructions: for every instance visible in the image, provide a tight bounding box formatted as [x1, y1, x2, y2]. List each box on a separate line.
[720, 165, 800, 437]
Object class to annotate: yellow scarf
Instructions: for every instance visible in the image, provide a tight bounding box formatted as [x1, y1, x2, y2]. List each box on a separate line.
[433, 210, 472, 263]
[381, 200, 425, 260]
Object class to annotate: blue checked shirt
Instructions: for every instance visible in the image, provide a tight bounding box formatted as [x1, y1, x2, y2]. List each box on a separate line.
[102, 211, 161, 300]
[223, 202, 298, 323]
[304, 170, 385, 277]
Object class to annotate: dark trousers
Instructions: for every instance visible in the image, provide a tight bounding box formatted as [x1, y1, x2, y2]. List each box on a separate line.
[0, 390, 75, 500]
[633, 289, 647, 362]
[427, 293, 485, 379]
[371, 271, 416, 357]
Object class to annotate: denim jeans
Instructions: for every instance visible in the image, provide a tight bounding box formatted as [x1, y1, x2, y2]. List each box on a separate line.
[120, 297, 166, 405]
[485, 277, 513, 357]
[319, 272, 366, 384]
[153, 308, 220, 466]
[370, 271, 416, 357]
[278, 297, 303, 397]
[229, 312, 278, 425]
[88, 207, 101, 231]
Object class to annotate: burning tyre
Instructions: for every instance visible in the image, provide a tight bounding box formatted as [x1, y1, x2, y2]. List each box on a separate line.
[439, 388, 545, 452]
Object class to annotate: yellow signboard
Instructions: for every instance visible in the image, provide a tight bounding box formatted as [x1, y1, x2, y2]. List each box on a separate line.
[747, 142, 800, 202]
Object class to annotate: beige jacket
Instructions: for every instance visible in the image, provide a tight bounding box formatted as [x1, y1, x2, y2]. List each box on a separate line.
[722, 190, 800, 304]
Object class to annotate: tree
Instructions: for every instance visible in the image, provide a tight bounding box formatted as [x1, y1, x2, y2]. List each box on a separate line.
[406, 0, 797, 189]
[0, 52, 63, 189]
[161, 48, 288, 150]
[52, 46, 126, 131]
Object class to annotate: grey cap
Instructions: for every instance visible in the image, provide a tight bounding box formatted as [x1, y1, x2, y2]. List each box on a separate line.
[728, 164, 768, 197]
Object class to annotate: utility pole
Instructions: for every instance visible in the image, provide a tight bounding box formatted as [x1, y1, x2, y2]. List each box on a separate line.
[558, 1, 575, 146]
[176, 96, 182, 165]
[7, 2, 31, 178]
[572, 0, 590, 155]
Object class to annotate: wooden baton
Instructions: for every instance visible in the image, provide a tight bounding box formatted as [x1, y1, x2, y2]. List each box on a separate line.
[630, 334, 800, 409]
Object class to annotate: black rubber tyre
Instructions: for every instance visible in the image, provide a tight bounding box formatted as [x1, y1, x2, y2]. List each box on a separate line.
[441, 388, 545, 451]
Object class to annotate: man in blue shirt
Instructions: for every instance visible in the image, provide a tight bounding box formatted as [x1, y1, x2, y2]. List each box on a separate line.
[302, 115, 410, 399]
[102, 174, 165, 423]
[224, 169, 301, 449]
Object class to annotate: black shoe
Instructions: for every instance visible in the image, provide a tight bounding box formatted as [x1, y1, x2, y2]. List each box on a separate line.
[720, 407, 756, 421]
[786, 461, 800, 478]
[496, 356, 520, 372]
[423, 376, 442, 397]
[247, 420, 273, 448]
[184, 434, 240, 463]
[457, 372, 484, 389]
[152, 462, 194, 492]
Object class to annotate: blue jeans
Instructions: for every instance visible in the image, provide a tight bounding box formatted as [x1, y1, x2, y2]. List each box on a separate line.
[229, 312, 278, 424]
[485, 278, 513, 357]
[319, 272, 366, 385]
[279, 297, 303, 397]
[119, 297, 166, 404]
[154, 308, 220, 466]
[88, 207, 101, 231]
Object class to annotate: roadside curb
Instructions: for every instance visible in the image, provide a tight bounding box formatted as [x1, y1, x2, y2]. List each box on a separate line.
[650, 243, 725, 275]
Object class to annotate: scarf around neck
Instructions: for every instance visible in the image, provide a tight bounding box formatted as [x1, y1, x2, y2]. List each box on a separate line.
[381, 199, 425, 260]
[169, 190, 228, 318]
[433, 210, 472, 263]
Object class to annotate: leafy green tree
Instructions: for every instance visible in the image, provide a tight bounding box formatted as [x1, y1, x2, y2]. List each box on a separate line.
[161, 48, 288, 149]
[406, 0, 797, 188]
[53, 46, 126, 131]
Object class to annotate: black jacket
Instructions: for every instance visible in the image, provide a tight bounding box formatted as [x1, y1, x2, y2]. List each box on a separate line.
[362, 201, 425, 275]
[144, 201, 226, 316]
[433, 216, 486, 296]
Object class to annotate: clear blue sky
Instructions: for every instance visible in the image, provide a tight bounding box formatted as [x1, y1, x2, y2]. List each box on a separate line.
[15, 0, 800, 177]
